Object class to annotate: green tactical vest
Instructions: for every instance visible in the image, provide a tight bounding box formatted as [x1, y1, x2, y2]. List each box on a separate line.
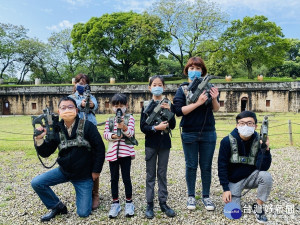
[229, 134, 259, 165]
[58, 119, 91, 151]
[108, 114, 138, 146]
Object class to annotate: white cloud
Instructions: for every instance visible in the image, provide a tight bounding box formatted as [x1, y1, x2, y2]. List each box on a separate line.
[113, 0, 155, 12]
[63, 0, 91, 6]
[46, 20, 73, 31]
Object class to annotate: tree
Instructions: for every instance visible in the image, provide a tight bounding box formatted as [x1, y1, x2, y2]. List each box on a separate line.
[48, 28, 80, 79]
[71, 11, 170, 82]
[149, 0, 227, 74]
[0, 23, 28, 79]
[221, 15, 290, 79]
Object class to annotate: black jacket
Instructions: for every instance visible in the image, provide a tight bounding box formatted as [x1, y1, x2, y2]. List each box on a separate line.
[173, 82, 217, 132]
[140, 103, 176, 149]
[218, 128, 272, 191]
[35, 116, 105, 180]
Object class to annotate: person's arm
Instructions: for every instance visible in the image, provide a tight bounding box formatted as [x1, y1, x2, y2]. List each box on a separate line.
[210, 87, 220, 112]
[140, 107, 155, 135]
[34, 127, 59, 158]
[103, 119, 116, 141]
[89, 95, 98, 112]
[122, 115, 135, 138]
[218, 137, 231, 192]
[85, 122, 105, 174]
[181, 91, 208, 115]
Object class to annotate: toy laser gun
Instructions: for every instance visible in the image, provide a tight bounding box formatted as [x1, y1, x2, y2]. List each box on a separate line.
[31, 107, 58, 141]
[116, 108, 123, 137]
[260, 116, 268, 153]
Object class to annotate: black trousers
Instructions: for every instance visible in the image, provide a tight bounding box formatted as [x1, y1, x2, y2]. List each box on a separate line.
[109, 156, 132, 200]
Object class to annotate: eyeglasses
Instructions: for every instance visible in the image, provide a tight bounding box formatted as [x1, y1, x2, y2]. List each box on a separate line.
[237, 121, 255, 127]
[59, 105, 75, 111]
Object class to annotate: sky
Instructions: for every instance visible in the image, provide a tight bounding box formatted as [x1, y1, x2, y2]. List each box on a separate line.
[0, 0, 299, 42]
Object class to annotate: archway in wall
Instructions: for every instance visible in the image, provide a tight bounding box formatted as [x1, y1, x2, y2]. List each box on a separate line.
[241, 97, 248, 112]
[3, 101, 10, 115]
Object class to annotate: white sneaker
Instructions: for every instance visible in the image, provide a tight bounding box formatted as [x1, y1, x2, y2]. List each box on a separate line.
[187, 196, 196, 210]
[108, 203, 121, 218]
[125, 202, 135, 217]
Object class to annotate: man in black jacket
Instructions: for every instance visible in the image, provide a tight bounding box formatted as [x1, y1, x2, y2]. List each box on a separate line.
[218, 111, 272, 224]
[31, 96, 105, 222]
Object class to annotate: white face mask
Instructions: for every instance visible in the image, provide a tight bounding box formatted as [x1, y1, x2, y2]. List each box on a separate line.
[112, 106, 127, 114]
[237, 125, 255, 137]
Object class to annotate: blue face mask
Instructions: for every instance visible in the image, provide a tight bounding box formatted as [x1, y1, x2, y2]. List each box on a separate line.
[151, 86, 163, 96]
[76, 85, 85, 94]
[188, 70, 202, 81]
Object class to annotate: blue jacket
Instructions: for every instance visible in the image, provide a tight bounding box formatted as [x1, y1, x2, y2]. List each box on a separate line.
[69, 91, 98, 125]
[218, 128, 272, 191]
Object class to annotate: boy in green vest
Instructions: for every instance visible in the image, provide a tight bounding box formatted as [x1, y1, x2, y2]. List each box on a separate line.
[218, 111, 272, 224]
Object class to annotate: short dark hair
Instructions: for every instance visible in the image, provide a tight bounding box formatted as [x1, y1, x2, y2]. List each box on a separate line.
[58, 96, 77, 108]
[236, 111, 257, 124]
[111, 93, 127, 105]
[183, 57, 207, 76]
[149, 75, 165, 86]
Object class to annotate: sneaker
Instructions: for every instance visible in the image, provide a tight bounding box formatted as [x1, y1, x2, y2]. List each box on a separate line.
[202, 197, 215, 211]
[108, 203, 121, 218]
[252, 203, 268, 224]
[187, 196, 196, 210]
[125, 202, 135, 217]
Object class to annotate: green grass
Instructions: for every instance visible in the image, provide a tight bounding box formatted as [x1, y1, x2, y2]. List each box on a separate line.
[0, 112, 300, 157]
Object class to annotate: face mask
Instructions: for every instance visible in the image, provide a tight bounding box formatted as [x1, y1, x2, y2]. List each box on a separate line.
[112, 106, 127, 114]
[76, 84, 85, 94]
[237, 125, 255, 137]
[60, 110, 76, 123]
[188, 70, 201, 81]
[151, 86, 163, 96]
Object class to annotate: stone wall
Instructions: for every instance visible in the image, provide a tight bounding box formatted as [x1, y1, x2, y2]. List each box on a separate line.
[0, 82, 299, 115]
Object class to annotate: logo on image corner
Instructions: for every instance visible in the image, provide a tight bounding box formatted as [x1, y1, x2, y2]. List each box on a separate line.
[224, 202, 242, 219]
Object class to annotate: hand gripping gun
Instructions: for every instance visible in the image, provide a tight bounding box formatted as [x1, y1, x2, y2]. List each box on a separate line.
[260, 116, 269, 153]
[186, 74, 220, 105]
[145, 98, 174, 134]
[116, 108, 123, 137]
[31, 107, 59, 141]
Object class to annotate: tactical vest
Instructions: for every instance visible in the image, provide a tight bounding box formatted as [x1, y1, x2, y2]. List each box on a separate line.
[58, 119, 91, 151]
[108, 114, 138, 145]
[229, 134, 259, 165]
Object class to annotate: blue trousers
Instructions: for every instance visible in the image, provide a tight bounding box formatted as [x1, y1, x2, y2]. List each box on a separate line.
[181, 131, 216, 197]
[31, 167, 93, 217]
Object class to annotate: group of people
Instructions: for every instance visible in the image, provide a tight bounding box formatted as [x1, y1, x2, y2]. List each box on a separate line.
[31, 57, 273, 224]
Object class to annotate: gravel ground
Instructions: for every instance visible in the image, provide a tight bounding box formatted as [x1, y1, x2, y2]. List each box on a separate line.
[0, 147, 299, 225]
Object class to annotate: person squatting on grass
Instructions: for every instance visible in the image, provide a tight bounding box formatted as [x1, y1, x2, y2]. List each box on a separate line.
[68, 73, 101, 210]
[173, 56, 220, 211]
[140, 75, 176, 219]
[31, 96, 105, 222]
[218, 111, 273, 224]
[103, 93, 136, 218]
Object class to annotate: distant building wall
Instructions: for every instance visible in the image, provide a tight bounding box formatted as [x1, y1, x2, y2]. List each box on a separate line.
[0, 82, 299, 115]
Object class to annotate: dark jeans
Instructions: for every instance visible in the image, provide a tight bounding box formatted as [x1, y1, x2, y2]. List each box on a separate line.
[109, 156, 132, 200]
[181, 131, 216, 197]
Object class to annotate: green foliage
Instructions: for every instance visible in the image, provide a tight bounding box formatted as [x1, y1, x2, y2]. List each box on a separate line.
[219, 15, 290, 79]
[149, 0, 228, 73]
[71, 11, 170, 82]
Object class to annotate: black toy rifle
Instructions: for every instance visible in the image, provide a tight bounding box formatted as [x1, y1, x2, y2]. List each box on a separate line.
[145, 98, 174, 134]
[260, 116, 269, 153]
[186, 74, 221, 105]
[116, 108, 123, 137]
[82, 84, 91, 117]
[31, 107, 58, 141]
[31, 107, 59, 169]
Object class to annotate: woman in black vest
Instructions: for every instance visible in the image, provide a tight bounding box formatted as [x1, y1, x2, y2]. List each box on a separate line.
[173, 57, 220, 211]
